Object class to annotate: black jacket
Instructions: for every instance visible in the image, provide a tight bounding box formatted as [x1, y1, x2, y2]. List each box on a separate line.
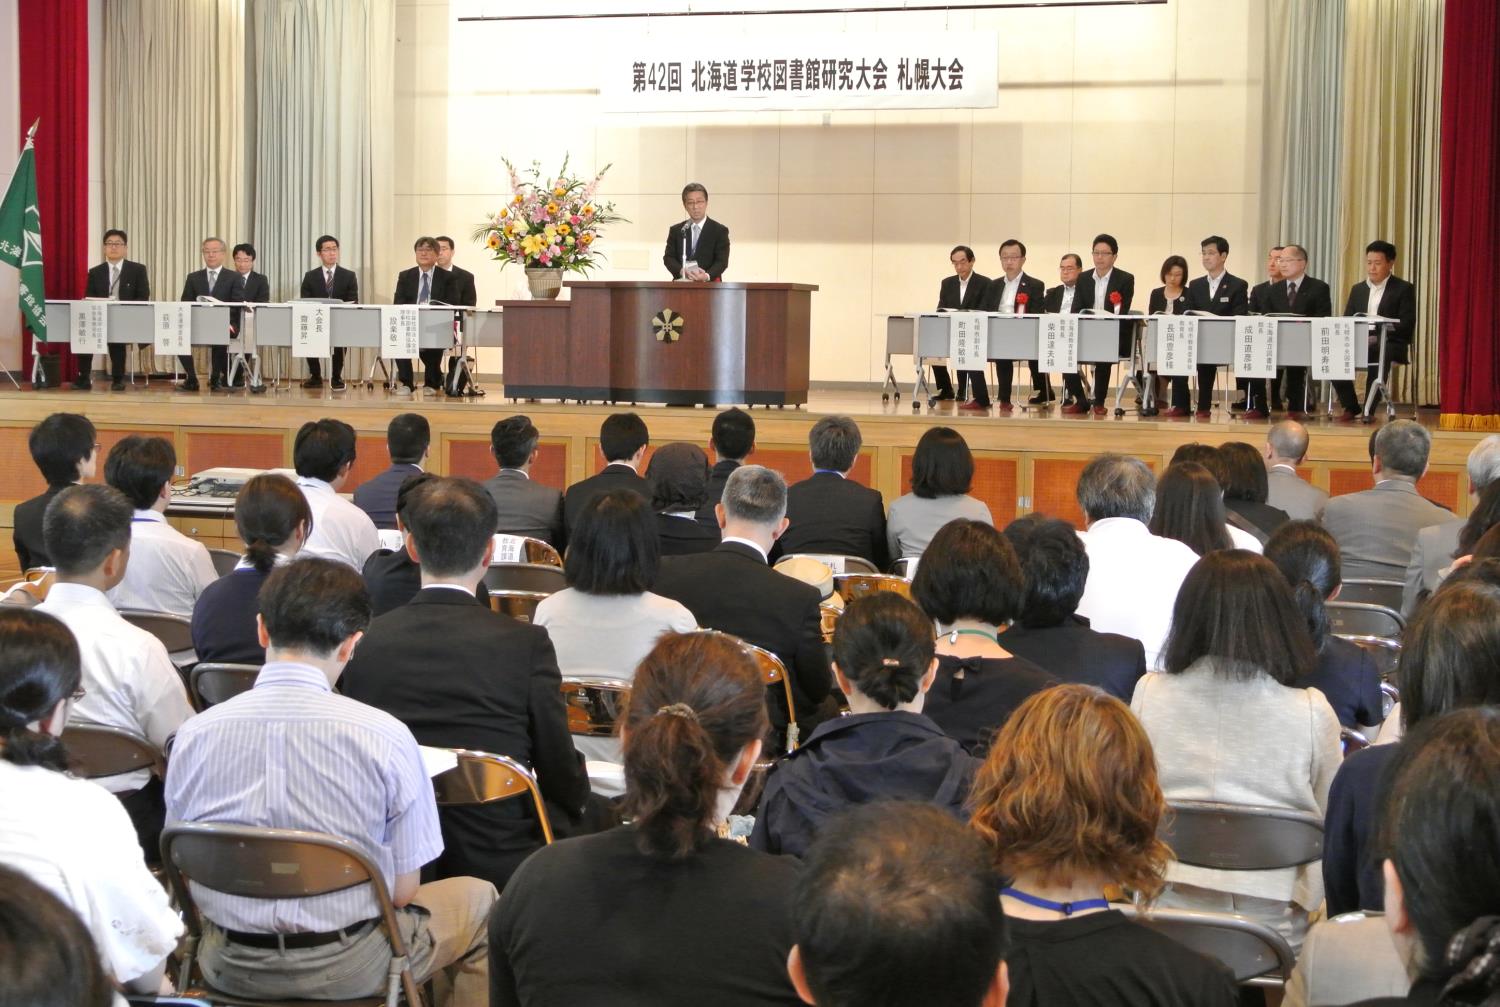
[180, 267, 245, 306]
[562, 463, 652, 540]
[1345, 275, 1417, 364]
[86, 259, 150, 300]
[1186, 272, 1250, 316]
[1306, 635, 1384, 730]
[937, 272, 991, 311]
[980, 272, 1047, 314]
[1265, 274, 1334, 317]
[663, 216, 730, 280]
[655, 512, 721, 557]
[695, 458, 741, 522]
[1323, 742, 1399, 916]
[1000, 616, 1146, 703]
[775, 472, 888, 571]
[1074, 268, 1137, 354]
[361, 548, 489, 617]
[1042, 283, 1077, 314]
[299, 264, 359, 302]
[444, 264, 478, 307]
[924, 654, 1058, 756]
[394, 265, 454, 306]
[13, 485, 64, 571]
[352, 463, 424, 531]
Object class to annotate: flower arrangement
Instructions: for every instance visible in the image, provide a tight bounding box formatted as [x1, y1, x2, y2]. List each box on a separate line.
[472, 156, 626, 273]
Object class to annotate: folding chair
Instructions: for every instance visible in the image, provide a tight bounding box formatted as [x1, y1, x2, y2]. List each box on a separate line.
[521, 538, 562, 568]
[889, 557, 918, 580]
[159, 822, 425, 1007]
[831, 573, 913, 605]
[189, 663, 261, 710]
[488, 590, 550, 623]
[774, 553, 879, 575]
[1348, 636, 1402, 683]
[60, 724, 164, 793]
[481, 563, 566, 595]
[1326, 601, 1404, 641]
[1117, 904, 1297, 985]
[119, 609, 197, 667]
[560, 675, 632, 739]
[208, 548, 242, 577]
[1336, 579, 1405, 611]
[742, 641, 799, 753]
[1, 567, 56, 606]
[1340, 726, 1371, 755]
[818, 602, 842, 644]
[1162, 800, 1324, 873]
[431, 749, 555, 845]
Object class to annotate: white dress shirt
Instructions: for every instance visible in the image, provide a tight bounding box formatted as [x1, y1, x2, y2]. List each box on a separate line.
[106, 509, 218, 617]
[1060, 284, 1076, 313]
[1075, 518, 1201, 671]
[958, 276, 969, 303]
[1000, 274, 1020, 312]
[37, 582, 195, 792]
[1226, 524, 1264, 553]
[1366, 279, 1387, 320]
[296, 475, 381, 570]
[1208, 270, 1224, 300]
[1093, 269, 1114, 311]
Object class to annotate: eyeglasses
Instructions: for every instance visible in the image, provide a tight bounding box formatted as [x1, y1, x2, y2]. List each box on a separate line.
[70, 686, 87, 702]
[103, 240, 126, 247]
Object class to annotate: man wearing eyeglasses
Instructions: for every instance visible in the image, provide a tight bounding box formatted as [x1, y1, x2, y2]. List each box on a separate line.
[663, 183, 730, 281]
[76, 230, 151, 392]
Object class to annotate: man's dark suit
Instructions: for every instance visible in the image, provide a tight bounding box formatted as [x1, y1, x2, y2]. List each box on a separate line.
[393, 266, 454, 390]
[1266, 274, 1333, 413]
[13, 485, 64, 571]
[299, 265, 359, 383]
[1169, 271, 1251, 413]
[352, 462, 423, 530]
[361, 548, 489, 617]
[79, 259, 151, 382]
[656, 512, 721, 556]
[694, 458, 741, 523]
[181, 267, 246, 384]
[562, 463, 652, 541]
[662, 217, 730, 280]
[1072, 269, 1136, 408]
[933, 272, 991, 401]
[980, 272, 1047, 406]
[653, 541, 833, 734]
[483, 469, 565, 547]
[999, 616, 1147, 703]
[1333, 276, 1417, 414]
[444, 264, 478, 307]
[228, 270, 271, 385]
[775, 471, 888, 571]
[1043, 284, 1083, 403]
[340, 588, 589, 890]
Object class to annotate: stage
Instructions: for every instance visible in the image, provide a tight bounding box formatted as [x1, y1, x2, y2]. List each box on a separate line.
[0, 376, 1481, 580]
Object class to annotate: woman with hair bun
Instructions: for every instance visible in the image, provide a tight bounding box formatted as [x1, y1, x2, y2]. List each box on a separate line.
[750, 593, 978, 858]
[490, 631, 802, 1006]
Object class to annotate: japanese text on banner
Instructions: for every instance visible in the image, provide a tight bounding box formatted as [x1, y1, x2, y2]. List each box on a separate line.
[154, 303, 191, 356]
[1311, 318, 1358, 381]
[70, 301, 109, 354]
[1155, 316, 1198, 377]
[1233, 317, 1277, 379]
[380, 305, 421, 361]
[949, 312, 988, 370]
[292, 302, 332, 359]
[1040, 314, 1078, 374]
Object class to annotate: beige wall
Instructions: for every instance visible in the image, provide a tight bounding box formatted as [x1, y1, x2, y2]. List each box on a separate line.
[396, 0, 1265, 383]
[0, 0, 18, 371]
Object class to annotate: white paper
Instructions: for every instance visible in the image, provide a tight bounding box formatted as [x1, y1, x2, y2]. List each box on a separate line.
[380, 305, 420, 361]
[798, 553, 847, 574]
[1155, 316, 1198, 377]
[377, 529, 406, 552]
[154, 302, 192, 357]
[292, 302, 332, 359]
[949, 312, 988, 370]
[1312, 317, 1358, 381]
[586, 760, 626, 799]
[69, 300, 109, 354]
[1039, 314, 1079, 374]
[492, 534, 527, 564]
[418, 745, 459, 779]
[1234, 317, 1278, 379]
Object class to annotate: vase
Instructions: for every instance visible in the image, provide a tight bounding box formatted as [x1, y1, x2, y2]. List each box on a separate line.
[525, 267, 564, 300]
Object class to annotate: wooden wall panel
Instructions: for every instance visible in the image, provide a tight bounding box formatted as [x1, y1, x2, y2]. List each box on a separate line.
[1326, 467, 1462, 512]
[449, 437, 568, 491]
[183, 431, 286, 474]
[899, 452, 1020, 527]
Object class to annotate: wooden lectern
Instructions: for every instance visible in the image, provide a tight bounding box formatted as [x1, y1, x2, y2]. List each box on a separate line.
[498, 280, 816, 405]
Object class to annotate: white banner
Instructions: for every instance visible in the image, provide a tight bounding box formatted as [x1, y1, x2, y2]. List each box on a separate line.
[949, 312, 987, 370]
[1312, 317, 1359, 381]
[292, 302, 332, 359]
[1234, 317, 1278, 379]
[69, 301, 108, 354]
[1039, 314, 1078, 374]
[604, 33, 997, 112]
[1155, 316, 1198, 377]
[380, 305, 421, 361]
[154, 302, 191, 357]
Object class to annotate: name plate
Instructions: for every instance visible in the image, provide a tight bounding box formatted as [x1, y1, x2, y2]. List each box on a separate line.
[492, 534, 528, 564]
[292, 302, 332, 358]
[1234, 317, 1277, 379]
[380, 305, 420, 360]
[1039, 314, 1078, 373]
[1155, 316, 1198, 377]
[1312, 317, 1358, 381]
[154, 302, 191, 357]
[70, 301, 109, 354]
[949, 312, 987, 370]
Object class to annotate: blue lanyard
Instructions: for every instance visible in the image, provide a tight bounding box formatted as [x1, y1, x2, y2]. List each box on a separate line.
[1001, 887, 1110, 916]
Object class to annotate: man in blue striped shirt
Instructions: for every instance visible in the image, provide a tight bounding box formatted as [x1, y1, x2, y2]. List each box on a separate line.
[165, 558, 494, 1004]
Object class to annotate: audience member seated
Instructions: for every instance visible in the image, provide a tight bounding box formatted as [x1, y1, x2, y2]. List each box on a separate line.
[999, 515, 1147, 701]
[776, 416, 888, 570]
[1131, 550, 1340, 947]
[885, 426, 993, 560]
[1323, 567, 1500, 917]
[1075, 453, 1201, 670]
[655, 465, 834, 745]
[647, 442, 721, 556]
[911, 520, 1056, 755]
[490, 631, 802, 1007]
[1285, 912, 1410, 1007]
[0, 863, 118, 1007]
[788, 803, 1010, 1007]
[1218, 440, 1291, 542]
[351, 412, 428, 530]
[0, 609, 181, 999]
[1264, 521, 1383, 729]
[750, 594, 977, 858]
[191, 473, 310, 666]
[13, 412, 96, 571]
[342, 478, 590, 891]
[292, 417, 380, 570]
[1264, 419, 1329, 521]
[1401, 434, 1500, 616]
[483, 414, 564, 547]
[969, 685, 1237, 1006]
[103, 435, 217, 617]
[166, 558, 494, 1004]
[698, 407, 756, 522]
[362, 472, 489, 617]
[562, 412, 652, 541]
[1150, 461, 1247, 555]
[1321, 419, 1451, 581]
[36, 484, 194, 858]
[1165, 444, 1265, 550]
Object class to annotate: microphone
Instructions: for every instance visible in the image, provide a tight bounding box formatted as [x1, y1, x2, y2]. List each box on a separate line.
[682, 220, 692, 236]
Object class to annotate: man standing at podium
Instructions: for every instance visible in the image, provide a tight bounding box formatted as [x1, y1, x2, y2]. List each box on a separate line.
[662, 183, 730, 281]
[179, 237, 245, 392]
[77, 229, 150, 391]
[300, 235, 359, 391]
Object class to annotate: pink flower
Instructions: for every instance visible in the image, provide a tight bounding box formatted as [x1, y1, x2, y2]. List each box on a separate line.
[539, 254, 551, 265]
[570, 215, 581, 226]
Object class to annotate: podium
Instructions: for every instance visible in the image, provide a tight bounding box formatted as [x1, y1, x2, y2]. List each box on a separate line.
[499, 280, 817, 405]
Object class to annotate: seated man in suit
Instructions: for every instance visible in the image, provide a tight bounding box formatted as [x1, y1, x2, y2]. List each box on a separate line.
[933, 245, 990, 403]
[1266, 243, 1333, 419]
[353, 413, 429, 530]
[179, 236, 245, 392]
[1047, 253, 1089, 409]
[293, 418, 381, 571]
[776, 415, 888, 571]
[662, 182, 729, 281]
[436, 236, 478, 395]
[393, 236, 454, 394]
[1402, 435, 1500, 616]
[1263, 419, 1329, 521]
[1242, 245, 1286, 416]
[13, 412, 97, 571]
[1333, 240, 1418, 421]
[980, 239, 1047, 413]
[363, 472, 490, 616]
[1072, 234, 1136, 416]
[1321, 420, 1452, 581]
[165, 557, 495, 1004]
[1173, 235, 1250, 418]
[655, 465, 834, 743]
[77, 229, 150, 391]
[697, 407, 755, 523]
[228, 243, 271, 389]
[299, 235, 359, 390]
[341, 477, 590, 891]
[483, 415, 564, 547]
[562, 412, 652, 540]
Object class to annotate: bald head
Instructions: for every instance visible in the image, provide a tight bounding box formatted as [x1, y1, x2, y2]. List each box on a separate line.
[1266, 421, 1311, 465]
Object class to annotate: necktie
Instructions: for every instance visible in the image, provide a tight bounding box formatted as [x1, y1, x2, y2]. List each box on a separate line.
[109, 265, 119, 293]
[325, 269, 333, 295]
[1287, 280, 1297, 303]
[419, 272, 430, 304]
[691, 223, 700, 258]
[208, 268, 218, 290]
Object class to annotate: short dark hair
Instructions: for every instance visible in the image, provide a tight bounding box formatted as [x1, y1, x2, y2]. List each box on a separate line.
[1201, 235, 1229, 255]
[809, 415, 862, 473]
[314, 235, 339, 252]
[912, 519, 1024, 627]
[1003, 515, 1089, 628]
[102, 228, 127, 244]
[1162, 550, 1316, 686]
[413, 236, 438, 253]
[1160, 255, 1189, 285]
[259, 557, 371, 657]
[0, 864, 115, 1007]
[681, 182, 708, 202]
[832, 594, 936, 710]
[710, 407, 755, 462]
[231, 242, 256, 260]
[1093, 233, 1119, 255]
[1397, 576, 1500, 733]
[386, 413, 430, 465]
[950, 245, 975, 262]
[293, 418, 357, 482]
[599, 412, 649, 463]
[1263, 521, 1341, 652]
[1169, 442, 1228, 486]
[722, 465, 786, 526]
[1077, 454, 1154, 524]
[235, 473, 312, 574]
[910, 426, 973, 498]
[0, 608, 82, 773]
[1375, 419, 1431, 479]
[565, 489, 659, 595]
[28, 413, 96, 487]
[396, 471, 441, 524]
[999, 238, 1026, 257]
[103, 435, 175, 510]
[1217, 441, 1271, 504]
[1061, 253, 1083, 269]
[646, 443, 710, 512]
[42, 485, 132, 577]
[1149, 462, 1233, 556]
[1459, 481, 1500, 555]
[793, 802, 1008, 1007]
[435, 235, 455, 251]
[491, 415, 540, 469]
[1365, 240, 1397, 262]
[403, 477, 498, 577]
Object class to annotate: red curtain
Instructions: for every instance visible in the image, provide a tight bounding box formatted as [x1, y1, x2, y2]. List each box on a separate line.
[17, 0, 88, 381]
[1439, 0, 1500, 429]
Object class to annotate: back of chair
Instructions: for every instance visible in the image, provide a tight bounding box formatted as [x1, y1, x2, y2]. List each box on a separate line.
[1380, 680, 1399, 720]
[777, 552, 879, 575]
[560, 675, 631, 739]
[119, 609, 196, 654]
[818, 602, 841, 644]
[207, 548, 241, 578]
[522, 538, 563, 568]
[1161, 801, 1324, 871]
[190, 663, 261, 710]
[832, 573, 913, 604]
[1327, 601, 1404, 641]
[430, 749, 555, 845]
[481, 563, 567, 595]
[488, 590, 550, 623]
[889, 556, 918, 580]
[1347, 636, 1402, 682]
[1337, 579, 1405, 611]
[61, 724, 164, 781]
[1118, 904, 1296, 984]
[1340, 726, 1371, 755]
[742, 641, 799, 752]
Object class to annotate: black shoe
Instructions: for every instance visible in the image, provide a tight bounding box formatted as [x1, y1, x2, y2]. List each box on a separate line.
[71, 377, 92, 391]
[209, 374, 224, 391]
[301, 376, 323, 389]
[933, 391, 956, 402]
[1229, 399, 1247, 412]
[330, 377, 347, 391]
[230, 372, 245, 388]
[110, 376, 125, 391]
[179, 377, 200, 392]
[1027, 391, 1055, 405]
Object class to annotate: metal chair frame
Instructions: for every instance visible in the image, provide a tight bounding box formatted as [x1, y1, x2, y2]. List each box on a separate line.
[1117, 903, 1297, 986]
[775, 553, 880, 576]
[740, 639, 799, 752]
[1161, 800, 1324, 872]
[831, 573, 913, 605]
[1336, 578, 1406, 611]
[1326, 600, 1405, 641]
[431, 749, 555, 845]
[560, 675, 631, 739]
[207, 548, 242, 578]
[60, 724, 165, 785]
[189, 663, 262, 710]
[487, 590, 551, 624]
[480, 563, 566, 595]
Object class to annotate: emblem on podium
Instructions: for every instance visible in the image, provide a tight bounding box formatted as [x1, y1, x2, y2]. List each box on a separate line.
[652, 309, 683, 342]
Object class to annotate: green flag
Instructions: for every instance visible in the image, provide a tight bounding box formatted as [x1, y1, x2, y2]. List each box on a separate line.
[0, 121, 46, 343]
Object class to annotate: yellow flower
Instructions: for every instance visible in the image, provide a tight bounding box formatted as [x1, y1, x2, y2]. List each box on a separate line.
[486, 233, 502, 250]
[520, 233, 547, 257]
[512, 194, 523, 205]
[502, 223, 514, 237]
[543, 224, 558, 241]
[498, 208, 508, 219]
[581, 203, 595, 217]
[557, 223, 571, 236]
[580, 232, 594, 244]
[545, 201, 559, 215]
[553, 186, 567, 198]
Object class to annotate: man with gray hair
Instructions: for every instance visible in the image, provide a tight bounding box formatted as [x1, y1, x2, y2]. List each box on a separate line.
[655, 465, 834, 744]
[777, 416, 888, 570]
[1401, 433, 1500, 615]
[1263, 419, 1329, 521]
[1073, 454, 1200, 670]
[1320, 420, 1452, 581]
